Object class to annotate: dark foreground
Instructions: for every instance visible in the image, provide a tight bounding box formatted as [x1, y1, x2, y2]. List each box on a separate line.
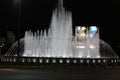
[0, 67, 120, 80]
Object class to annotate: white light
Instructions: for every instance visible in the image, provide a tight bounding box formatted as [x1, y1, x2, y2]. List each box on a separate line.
[97, 56, 100, 58]
[53, 59, 56, 63]
[76, 46, 85, 48]
[66, 59, 70, 63]
[103, 60, 106, 63]
[92, 60, 95, 63]
[98, 60, 101, 63]
[14, 54, 17, 56]
[59, 59, 63, 63]
[80, 60, 83, 63]
[22, 59, 25, 62]
[13, 58, 16, 62]
[33, 59, 36, 63]
[73, 60, 77, 63]
[46, 59, 49, 63]
[77, 26, 81, 30]
[0, 45, 3, 48]
[111, 60, 113, 63]
[86, 60, 89, 63]
[39, 59, 42, 63]
[87, 55, 90, 58]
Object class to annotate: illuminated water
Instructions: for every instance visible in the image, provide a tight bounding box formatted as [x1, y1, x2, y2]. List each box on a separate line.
[22, 0, 100, 58]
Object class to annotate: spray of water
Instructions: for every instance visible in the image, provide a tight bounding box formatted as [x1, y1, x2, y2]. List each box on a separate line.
[23, 0, 100, 58]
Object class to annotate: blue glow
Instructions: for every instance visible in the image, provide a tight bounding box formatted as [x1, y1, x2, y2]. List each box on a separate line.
[90, 26, 97, 38]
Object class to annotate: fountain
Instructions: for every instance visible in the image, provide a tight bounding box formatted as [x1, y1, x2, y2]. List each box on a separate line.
[5, 0, 119, 59]
[22, 0, 100, 58]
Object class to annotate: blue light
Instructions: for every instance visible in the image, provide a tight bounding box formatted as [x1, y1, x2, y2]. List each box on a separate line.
[90, 26, 98, 38]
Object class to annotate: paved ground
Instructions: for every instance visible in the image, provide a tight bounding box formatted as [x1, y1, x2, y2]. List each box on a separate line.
[0, 67, 120, 80]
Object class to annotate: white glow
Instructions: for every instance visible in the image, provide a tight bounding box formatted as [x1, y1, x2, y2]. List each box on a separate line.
[2, 43, 4, 46]
[111, 60, 113, 63]
[77, 26, 81, 30]
[80, 60, 83, 63]
[0, 45, 3, 48]
[13, 58, 16, 62]
[92, 60, 95, 63]
[76, 46, 85, 48]
[22, 0, 100, 59]
[22, 59, 25, 62]
[39, 59, 42, 63]
[59, 59, 63, 63]
[73, 60, 77, 63]
[98, 60, 101, 63]
[46, 59, 49, 63]
[86, 60, 89, 63]
[81, 27, 86, 30]
[80, 33, 85, 37]
[87, 55, 90, 58]
[103, 60, 106, 63]
[66, 59, 70, 63]
[97, 56, 100, 58]
[53, 59, 56, 63]
[33, 59, 36, 63]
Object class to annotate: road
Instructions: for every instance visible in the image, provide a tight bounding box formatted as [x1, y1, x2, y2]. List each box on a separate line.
[0, 67, 120, 80]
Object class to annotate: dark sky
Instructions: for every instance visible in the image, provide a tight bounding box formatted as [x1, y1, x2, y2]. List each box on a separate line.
[0, 0, 120, 46]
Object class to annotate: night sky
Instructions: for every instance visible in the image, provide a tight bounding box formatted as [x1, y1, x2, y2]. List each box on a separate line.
[0, 0, 120, 53]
